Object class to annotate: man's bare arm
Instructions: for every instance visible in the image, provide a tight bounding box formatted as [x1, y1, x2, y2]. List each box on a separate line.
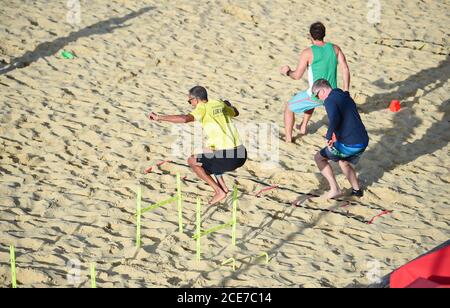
[149, 112, 195, 123]
[335, 45, 351, 92]
[281, 49, 311, 80]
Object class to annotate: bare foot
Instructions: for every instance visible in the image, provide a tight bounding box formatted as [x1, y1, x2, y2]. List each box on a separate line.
[323, 190, 343, 200]
[295, 124, 307, 136]
[291, 196, 313, 207]
[216, 177, 229, 194]
[282, 132, 294, 143]
[209, 190, 227, 205]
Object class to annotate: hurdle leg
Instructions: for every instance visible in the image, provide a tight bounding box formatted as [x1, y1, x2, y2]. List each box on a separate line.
[196, 198, 202, 261]
[231, 185, 238, 246]
[177, 173, 183, 233]
[136, 186, 142, 248]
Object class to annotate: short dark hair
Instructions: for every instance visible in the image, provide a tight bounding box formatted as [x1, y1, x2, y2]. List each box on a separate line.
[312, 79, 332, 95]
[189, 86, 208, 101]
[310, 22, 326, 41]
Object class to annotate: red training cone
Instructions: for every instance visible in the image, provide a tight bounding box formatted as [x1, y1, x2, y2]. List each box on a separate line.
[390, 100, 401, 112]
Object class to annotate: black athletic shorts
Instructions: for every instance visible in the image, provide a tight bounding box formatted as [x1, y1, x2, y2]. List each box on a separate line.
[196, 145, 247, 176]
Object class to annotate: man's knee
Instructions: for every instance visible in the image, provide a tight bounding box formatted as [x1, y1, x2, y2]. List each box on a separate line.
[187, 155, 197, 166]
[339, 160, 351, 168]
[314, 152, 325, 163]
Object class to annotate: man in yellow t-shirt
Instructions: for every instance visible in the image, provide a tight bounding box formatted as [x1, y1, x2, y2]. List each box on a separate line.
[149, 86, 247, 205]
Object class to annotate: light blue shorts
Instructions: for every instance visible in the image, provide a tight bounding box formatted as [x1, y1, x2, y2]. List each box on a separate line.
[288, 91, 323, 114]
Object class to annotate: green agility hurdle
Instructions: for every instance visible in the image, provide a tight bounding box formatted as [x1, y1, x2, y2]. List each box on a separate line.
[136, 173, 183, 248]
[10, 245, 17, 288]
[193, 185, 239, 261]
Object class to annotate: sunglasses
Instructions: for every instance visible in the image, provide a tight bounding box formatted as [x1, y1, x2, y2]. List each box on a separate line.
[187, 97, 194, 104]
[313, 89, 322, 99]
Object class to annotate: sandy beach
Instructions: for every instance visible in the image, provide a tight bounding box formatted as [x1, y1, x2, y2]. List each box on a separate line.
[0, 0, 449, 287]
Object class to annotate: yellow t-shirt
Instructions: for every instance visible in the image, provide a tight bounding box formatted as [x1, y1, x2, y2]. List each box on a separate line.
[190, 100, 242, 150]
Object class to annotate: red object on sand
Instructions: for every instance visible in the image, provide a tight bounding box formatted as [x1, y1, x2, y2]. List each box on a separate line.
[367, 210, 392, 225]
[340, 202, 350, 208]
[255, 185, 279, 197]
[156, 160, 172, 167]
[390, 100, 401, 112]
[390, 245, 450, 288]
[144, 160, 173, 174]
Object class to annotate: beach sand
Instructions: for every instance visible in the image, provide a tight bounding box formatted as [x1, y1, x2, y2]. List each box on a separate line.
[0, 0, 449, 287]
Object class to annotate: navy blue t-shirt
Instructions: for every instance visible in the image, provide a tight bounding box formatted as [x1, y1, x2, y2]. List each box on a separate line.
[324, 89, 369, 146]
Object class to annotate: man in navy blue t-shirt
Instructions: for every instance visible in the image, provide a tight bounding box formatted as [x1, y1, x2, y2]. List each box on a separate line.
[312, 79, 369, 199]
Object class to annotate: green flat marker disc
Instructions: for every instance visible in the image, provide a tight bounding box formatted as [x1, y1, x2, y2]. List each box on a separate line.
[61, 51, 74, 59]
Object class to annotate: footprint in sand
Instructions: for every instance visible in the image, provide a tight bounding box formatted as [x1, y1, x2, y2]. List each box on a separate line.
[222, 4, 258, 24]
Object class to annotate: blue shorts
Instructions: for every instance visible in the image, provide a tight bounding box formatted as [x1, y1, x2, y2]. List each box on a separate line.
[320, 142, 367, 165]
[288, 91, 323, 114]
